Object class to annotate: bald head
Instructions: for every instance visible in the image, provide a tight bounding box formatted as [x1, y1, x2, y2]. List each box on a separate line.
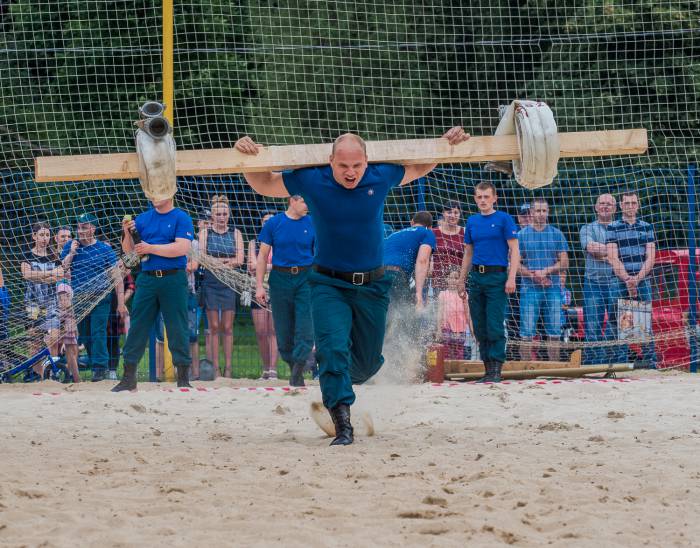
[329, 133, 368, 189]
[332, 133, 367, 156]
[595, 193, 616, 223]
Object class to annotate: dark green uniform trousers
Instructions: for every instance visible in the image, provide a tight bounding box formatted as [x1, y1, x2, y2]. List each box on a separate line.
[268, 269, 313, 367]
[309, 270, 391, 409]
[468, 270, 508, 364]
[122, 270, 191, 367]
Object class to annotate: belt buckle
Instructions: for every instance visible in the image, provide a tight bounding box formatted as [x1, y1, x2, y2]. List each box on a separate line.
[155, 270, 163, 278]
[352, 272, 365, 285]
[478, 265, 485, 274]
[290, 266, 299, 275]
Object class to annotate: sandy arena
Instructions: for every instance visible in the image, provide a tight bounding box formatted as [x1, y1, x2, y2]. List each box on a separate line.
[1, 370, 698, 547]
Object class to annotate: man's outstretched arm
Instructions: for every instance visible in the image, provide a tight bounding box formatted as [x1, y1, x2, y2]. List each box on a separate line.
[234, 136, 289, 198]
[400, 126, 470, 186]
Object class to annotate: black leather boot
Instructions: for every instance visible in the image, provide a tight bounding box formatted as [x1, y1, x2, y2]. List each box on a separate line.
[475, 361, 493, 383]
[490, 361, 503, 383]
[329, 404, 354, 446]
[176, 365, 192, 388]
[477, 361, 502, 383]
[111, 363, 137, 392]
[290, 363, 306, 387]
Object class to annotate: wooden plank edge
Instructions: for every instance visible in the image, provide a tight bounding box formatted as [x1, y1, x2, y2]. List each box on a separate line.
[446, 364, 633, 380]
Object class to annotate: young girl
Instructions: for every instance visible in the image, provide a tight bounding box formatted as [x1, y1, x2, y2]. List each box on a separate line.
[49, 283, 80, 383]
[247, 212, 279, 380]
[21, 222, 64, 375]
[436, 269, 474, 360]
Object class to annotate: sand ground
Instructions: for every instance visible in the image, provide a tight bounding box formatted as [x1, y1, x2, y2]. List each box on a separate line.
[1, 370, 698, 547]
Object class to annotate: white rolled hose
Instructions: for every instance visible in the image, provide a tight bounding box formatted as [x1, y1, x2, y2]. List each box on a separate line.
[487, 100, 559, 190]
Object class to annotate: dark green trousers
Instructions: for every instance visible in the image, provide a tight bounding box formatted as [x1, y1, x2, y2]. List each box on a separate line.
[268, 269, 313, 367]
[309, 270, 391, 409]
[122, 270, 191, 367]
[468, 270, 508, 364]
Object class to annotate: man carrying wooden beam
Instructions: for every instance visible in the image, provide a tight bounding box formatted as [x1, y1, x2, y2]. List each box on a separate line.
[234, 126, 469, 445]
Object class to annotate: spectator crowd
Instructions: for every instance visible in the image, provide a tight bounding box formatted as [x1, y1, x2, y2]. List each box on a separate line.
[0, 189, 659, 383]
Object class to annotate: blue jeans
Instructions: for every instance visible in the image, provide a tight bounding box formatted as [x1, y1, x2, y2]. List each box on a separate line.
[77, 293, 111, 373]
[0, 286, 9, 340]
[583, 278, 624, 364]
[613, 277, 656, 366]
[520, 285, 562, 338]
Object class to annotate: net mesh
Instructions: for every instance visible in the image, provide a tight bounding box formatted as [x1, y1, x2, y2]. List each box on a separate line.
[0, 1, 698, 379]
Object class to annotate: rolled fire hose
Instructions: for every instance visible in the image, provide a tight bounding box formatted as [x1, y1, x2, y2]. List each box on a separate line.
[486, 100, 559, 190]
[134, 101, 177, 201]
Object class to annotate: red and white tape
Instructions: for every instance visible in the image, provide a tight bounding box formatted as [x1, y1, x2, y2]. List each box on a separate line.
[30, 385, 309, 396]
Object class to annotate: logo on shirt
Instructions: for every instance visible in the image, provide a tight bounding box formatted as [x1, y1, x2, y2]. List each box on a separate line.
[367, 189, 374, 196]
[491, 224, 495, 228]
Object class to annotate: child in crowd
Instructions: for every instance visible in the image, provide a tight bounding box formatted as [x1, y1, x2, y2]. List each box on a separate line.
[107, 259, 134, 379]
[48, 283, 80, 383]
[436, 269, 474, 360]
[21, 222, 64, 376]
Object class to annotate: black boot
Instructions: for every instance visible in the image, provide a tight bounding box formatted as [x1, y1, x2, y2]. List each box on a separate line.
[176, 365, 192, 388]
[490, 361, 503, 383]
[111, 363, 137, 392]
[328, 404, 354, 446]
[289, 362, 305, 387]
[476, 361, 502, 383]
[475, 361, 492, 383]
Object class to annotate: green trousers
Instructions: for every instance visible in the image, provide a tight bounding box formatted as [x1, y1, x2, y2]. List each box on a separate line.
[122, 270, 191, 367]
[309, 270, 391, 409]
[468, 270, 508, 364]
[268, 269, 313, 367]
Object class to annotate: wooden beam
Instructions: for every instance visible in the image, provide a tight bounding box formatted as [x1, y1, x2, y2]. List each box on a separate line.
[445, 364, 632, 381]
[444, 349, 582, 375]
[34, 129, 647, 182]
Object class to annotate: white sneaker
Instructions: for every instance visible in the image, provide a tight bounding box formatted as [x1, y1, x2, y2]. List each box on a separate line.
[268, 370, 278, 380]
[107, 370, 118, 380]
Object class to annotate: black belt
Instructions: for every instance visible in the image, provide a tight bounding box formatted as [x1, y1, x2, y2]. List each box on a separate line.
[313, 265, 385, 285]
[272, 265, 311, 274]
[472, 265, 507, 274]
[144, 269, 181, 277]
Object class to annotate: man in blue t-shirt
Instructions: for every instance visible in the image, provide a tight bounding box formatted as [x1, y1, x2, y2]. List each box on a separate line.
[606, 191, 657, 368]
[112, 196, 195, 391]
[457, 182, 520, 382]
[235, 127, 469, 445]
[384, 211, 436, 310]
[517, 198, 569, 362]
[255, 195, 316, 387]
[61, 213, 126, 381]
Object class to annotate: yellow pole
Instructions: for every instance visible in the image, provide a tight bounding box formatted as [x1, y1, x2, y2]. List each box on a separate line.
[162, 0, 175, 382]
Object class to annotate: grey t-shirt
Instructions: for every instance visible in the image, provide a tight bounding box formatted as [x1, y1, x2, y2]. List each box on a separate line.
[580, 221, 614, 283]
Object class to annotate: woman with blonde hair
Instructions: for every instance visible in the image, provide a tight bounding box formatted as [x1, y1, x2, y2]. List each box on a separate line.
[199, 195, 244, 378]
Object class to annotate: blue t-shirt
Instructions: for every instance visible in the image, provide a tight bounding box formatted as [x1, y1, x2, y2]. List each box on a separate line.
[135, 207, 194, 271]
[605, 218, 655, 275]
[258, 212, 315, 267]
[282, 163, 405, 271]
[518, 224, 569, 288]
[61, 240, 117, 293]
[464, 210, 518, 267]
[383, 226, 436, 274]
